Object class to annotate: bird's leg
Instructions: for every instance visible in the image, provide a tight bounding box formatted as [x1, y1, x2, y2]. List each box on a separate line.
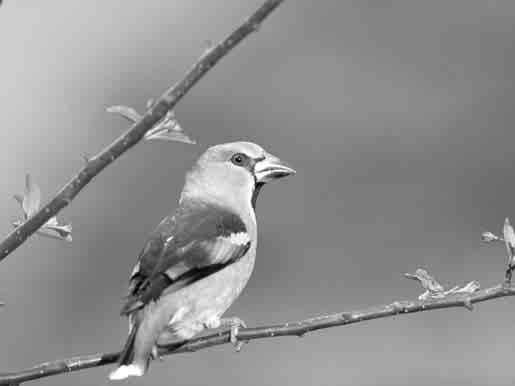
[151, 345, 163, 361]
[153, 326, 180, 359]
[218, 317, 248, 352]
[505, 264, 515, 285]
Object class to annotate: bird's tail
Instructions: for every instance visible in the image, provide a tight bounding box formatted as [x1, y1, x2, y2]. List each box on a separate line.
[109, 317, 148, 381]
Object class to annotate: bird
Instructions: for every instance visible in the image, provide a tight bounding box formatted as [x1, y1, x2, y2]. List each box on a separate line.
[109, 141, 295, 380]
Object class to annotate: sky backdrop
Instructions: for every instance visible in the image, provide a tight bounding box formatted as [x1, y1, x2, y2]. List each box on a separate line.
[1, 1, 515, 385]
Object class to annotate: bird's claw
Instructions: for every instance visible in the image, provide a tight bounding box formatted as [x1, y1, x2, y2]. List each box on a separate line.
[220, 317, 248, 352]
[230, 323, 244, 352]
[151, 345, 163, 361]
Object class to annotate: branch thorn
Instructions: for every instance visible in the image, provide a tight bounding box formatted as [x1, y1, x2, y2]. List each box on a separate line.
[462, 299, 473, 311]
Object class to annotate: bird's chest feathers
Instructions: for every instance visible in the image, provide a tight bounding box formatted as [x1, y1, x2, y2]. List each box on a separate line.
[167, 246, 256, 336]
[185, 240, 255, 306]
[159, 198, 258, 333]
[204, 246, 254, 302]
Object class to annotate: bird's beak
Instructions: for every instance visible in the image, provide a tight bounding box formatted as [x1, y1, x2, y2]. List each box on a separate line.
[254, 153, 296, 183]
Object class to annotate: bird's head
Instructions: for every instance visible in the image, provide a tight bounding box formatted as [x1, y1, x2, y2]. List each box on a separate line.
[181, 141, 295, 211]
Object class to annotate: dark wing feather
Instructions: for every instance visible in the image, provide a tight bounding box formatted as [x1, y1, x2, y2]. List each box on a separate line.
[121, 199, 250, 315]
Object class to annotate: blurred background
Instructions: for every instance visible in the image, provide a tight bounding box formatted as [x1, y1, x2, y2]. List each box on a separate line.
[1, 0, 515, 385]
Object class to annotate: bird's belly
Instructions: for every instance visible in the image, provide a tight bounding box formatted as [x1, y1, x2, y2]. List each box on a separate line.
[158, 250, 255, 340]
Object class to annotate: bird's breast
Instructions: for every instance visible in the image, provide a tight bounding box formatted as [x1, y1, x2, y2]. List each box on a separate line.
[157, 241, 257, 339]
[185, 243, 256, 309]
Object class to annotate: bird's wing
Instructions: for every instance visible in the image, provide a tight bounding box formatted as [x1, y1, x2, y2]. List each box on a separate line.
[121, 201, 251, 315]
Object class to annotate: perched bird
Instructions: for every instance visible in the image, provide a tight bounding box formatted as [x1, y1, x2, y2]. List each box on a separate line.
[109, 141, 295, 380]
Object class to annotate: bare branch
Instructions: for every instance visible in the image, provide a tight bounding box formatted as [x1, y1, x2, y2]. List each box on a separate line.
[0, 281, 513, 385]
[0, 0, 285, 261]
[0, 221, 512, 384]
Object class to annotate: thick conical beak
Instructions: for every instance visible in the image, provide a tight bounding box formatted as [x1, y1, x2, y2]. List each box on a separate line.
[254, 153, 296, 183]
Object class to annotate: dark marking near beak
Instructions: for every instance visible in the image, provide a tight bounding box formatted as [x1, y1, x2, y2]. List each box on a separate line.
[250, 156, 266, 209]
[251, 182, 264, 209]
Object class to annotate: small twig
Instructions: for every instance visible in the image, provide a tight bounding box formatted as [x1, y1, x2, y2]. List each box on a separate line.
[0, 282, 513, 385]
[483, 218, 515, 285]
[106, 106, 142, 123]
[11, 175, 72, 242]
[404, 268, 479, 301]
[107, 105, 195, 144]
[0, 0, 285, 261]
[503, 218, 515, 284]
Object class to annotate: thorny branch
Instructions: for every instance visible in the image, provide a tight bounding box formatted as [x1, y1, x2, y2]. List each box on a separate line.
[0, 279, 513, 385]
[0, 0, 285, 261]
[2, 217, 514, 384]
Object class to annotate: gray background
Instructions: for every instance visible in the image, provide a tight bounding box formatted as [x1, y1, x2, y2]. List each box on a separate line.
[1, 1, 515, 385]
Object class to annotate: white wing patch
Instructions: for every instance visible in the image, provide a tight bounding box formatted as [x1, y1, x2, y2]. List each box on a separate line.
[163, 232, 251, 281]
[164, 261, 189, 281]
[224, 232, 251, 246]
[199, 232, 250, 264]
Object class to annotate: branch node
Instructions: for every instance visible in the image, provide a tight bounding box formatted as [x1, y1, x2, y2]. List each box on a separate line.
[352, 313, 365, 320]
[251, 22, 262, 32]
[390, 301, 405, 313]
[462, 298, 473, 311]
[11, 175, 73, 243]
[106, 105, 142, 123]
[405, 269, 480, 300]
[340, 312, 353, 322]
[405, 268, 445, 300]
[107, 104, 195, 144]
[481, 231, 502, 243]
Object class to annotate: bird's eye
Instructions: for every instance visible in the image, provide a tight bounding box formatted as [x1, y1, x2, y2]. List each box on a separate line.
[231, 153, 247, 166]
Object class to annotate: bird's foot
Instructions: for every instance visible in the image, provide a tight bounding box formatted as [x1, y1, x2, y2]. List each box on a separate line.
[151, 345, 163, 361]
[219, 317, 248, 352]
